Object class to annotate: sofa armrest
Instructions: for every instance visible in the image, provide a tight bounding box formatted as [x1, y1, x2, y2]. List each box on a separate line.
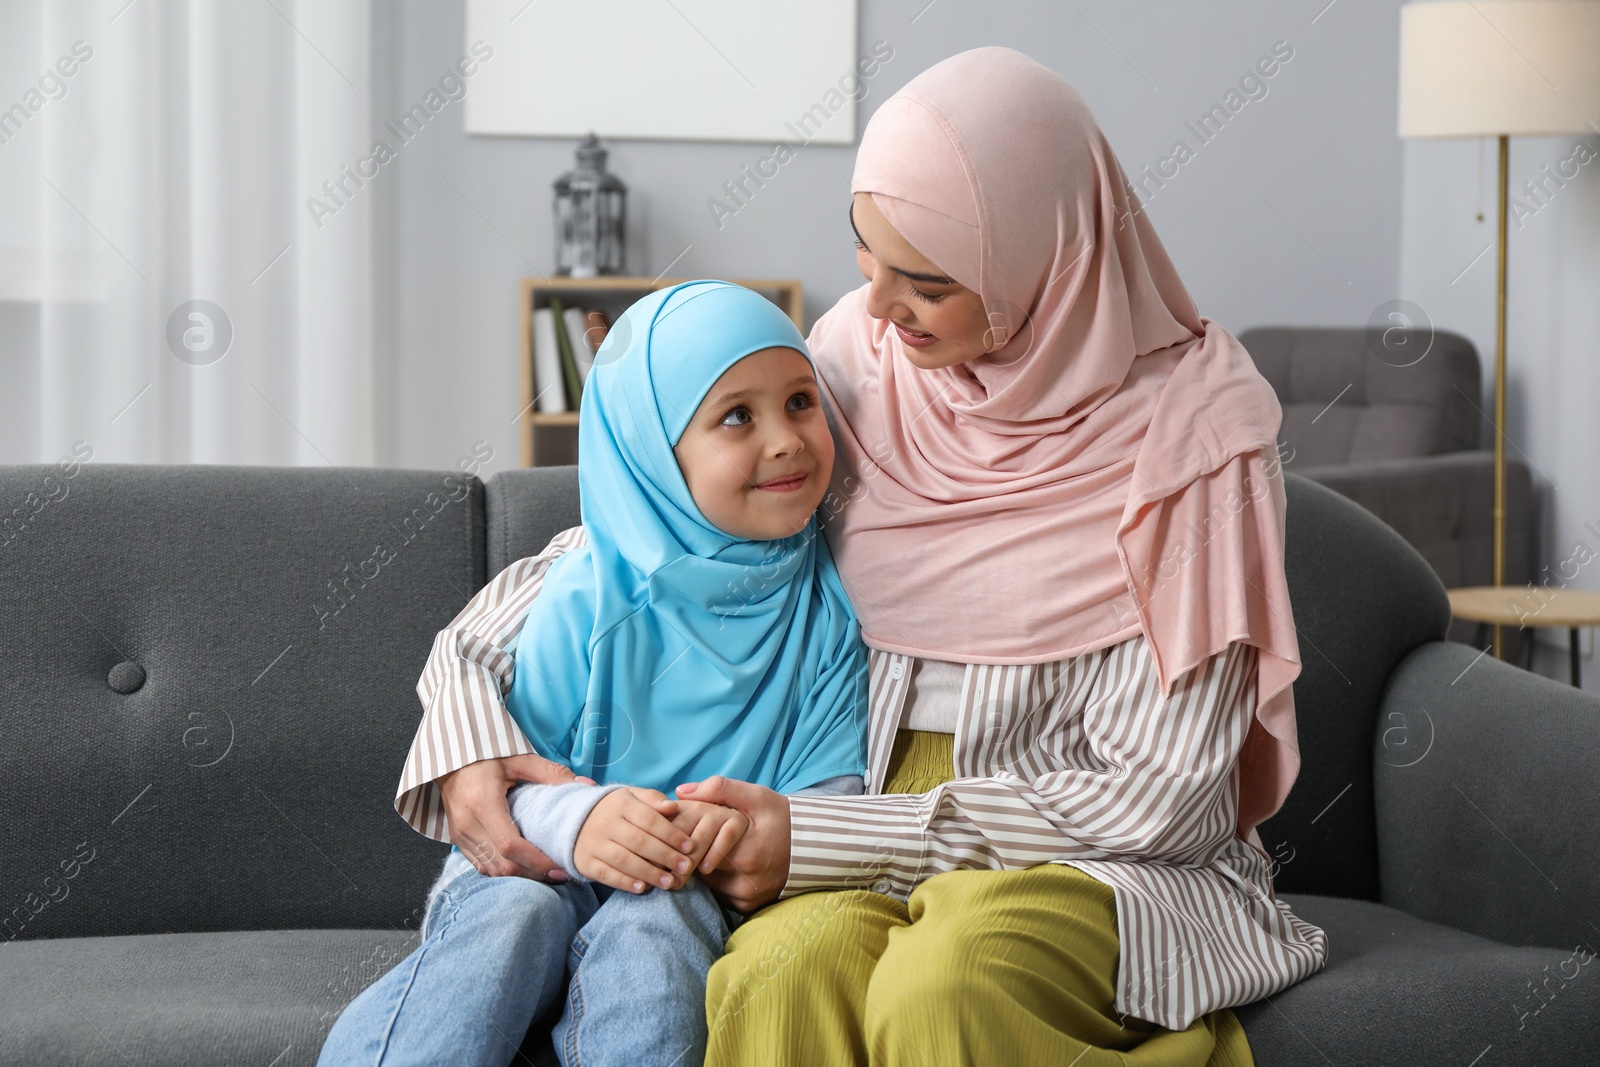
[1373, 638, 1600, 949]
[1295, 452, 1536, 658]
[1292, 451, 1534, 588]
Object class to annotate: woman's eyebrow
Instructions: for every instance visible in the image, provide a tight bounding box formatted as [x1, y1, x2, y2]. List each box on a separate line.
[894, 265, 957, 285]
[848, 201, 869, 251]
[849, 201, 957, 287]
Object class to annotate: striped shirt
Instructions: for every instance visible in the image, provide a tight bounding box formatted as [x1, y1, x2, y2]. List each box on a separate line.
[395, 527, 1328, 1031]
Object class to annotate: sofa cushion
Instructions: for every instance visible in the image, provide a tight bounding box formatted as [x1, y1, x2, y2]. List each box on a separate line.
[485, 466, 580, 577]
[10, 896, 1593, 1067]
[1237, 894, 1600, 1066]
[0, 464, 474, 940]
[0, 929, 425, 1067]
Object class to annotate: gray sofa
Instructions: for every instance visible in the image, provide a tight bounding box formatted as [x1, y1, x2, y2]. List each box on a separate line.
[2, 463, 1595, 1066]
[1241, 326, 1536, 661]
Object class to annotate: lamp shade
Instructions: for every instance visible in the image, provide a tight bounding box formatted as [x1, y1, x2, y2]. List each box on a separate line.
[1399, 0, 1600, 138]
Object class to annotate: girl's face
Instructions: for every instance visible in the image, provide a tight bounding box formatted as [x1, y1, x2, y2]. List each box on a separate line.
[673, 346, 835, 540]
[850, 192, 992, 370]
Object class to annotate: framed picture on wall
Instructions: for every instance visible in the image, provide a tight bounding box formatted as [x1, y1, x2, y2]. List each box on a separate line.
[463, 0, 861, 144]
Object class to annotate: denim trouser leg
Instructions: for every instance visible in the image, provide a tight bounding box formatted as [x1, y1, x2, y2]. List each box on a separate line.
[317, 858, 603, 1067]
[552, 876, 740, 1067]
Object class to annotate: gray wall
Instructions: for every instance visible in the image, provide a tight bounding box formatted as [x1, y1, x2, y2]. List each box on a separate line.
[378, 0, 1600, 686]
[374, 0, 1407, 469]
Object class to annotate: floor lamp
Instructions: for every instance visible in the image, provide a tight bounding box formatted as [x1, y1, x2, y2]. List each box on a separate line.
[1398, 0, 1600, 659]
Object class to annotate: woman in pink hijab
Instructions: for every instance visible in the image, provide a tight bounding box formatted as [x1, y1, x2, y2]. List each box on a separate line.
[419, 45, 1329, 1066]
[670, 46, 1329, 1063]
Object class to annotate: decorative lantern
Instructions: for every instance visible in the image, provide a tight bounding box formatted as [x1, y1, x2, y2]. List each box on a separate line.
[553, 133, 626, 277]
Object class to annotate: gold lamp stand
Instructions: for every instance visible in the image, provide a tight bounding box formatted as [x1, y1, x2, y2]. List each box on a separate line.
[1492, 134, 1507, 659]
[1399, 1, 1600, 662]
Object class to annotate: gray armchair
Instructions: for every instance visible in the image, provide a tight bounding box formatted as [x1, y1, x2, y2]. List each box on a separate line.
[1240, 326, 1536, 661]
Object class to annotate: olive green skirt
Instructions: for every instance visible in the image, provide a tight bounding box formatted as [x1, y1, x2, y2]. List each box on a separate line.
[703, 729, 1253, 1066]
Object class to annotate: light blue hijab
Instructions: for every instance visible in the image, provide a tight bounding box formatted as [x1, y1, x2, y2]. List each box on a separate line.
[504, 280, 867, 795]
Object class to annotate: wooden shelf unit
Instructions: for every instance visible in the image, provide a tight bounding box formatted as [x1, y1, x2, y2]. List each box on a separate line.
[518, 276, 804, 467]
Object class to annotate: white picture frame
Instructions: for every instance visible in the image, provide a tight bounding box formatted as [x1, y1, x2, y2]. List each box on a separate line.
[463, 0, 861, 144]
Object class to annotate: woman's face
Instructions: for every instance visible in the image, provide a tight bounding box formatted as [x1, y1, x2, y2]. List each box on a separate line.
[673, 346, 835, 540]
[850, 192, 991, 370]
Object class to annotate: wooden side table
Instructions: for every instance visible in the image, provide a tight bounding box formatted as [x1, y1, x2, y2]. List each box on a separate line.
[1447, 586, 1600, 687]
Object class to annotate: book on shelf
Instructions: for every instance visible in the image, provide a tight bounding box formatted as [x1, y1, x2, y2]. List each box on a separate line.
[547, 297, 584, 410]
[563, 307, 594, 385]
[530, 308, 567, 414]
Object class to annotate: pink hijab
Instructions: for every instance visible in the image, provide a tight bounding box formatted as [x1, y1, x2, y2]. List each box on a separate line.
[811, 47, 1303, 841]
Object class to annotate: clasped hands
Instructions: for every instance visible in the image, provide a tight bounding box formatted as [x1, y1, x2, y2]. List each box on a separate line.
[574, 787, 746, 894]
[437, 753, 791, 913]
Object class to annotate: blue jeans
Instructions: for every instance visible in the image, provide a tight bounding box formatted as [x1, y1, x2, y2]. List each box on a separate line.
[317, 856, 741, 1067]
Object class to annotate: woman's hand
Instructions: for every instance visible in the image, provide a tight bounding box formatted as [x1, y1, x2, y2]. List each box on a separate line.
[438, 754, 614, 880]
[675, 776, 791, 913]
[573, 787, 701, 894]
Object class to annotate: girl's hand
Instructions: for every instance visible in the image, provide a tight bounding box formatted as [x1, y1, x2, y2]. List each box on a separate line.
[574, 787, 700, 894]
[674, 776, 791, 913]
[669, 799, 752, 876]
[438, 753, 603, 880]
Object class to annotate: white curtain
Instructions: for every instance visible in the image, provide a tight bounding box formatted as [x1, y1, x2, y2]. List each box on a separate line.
[0, 0, 373, 466]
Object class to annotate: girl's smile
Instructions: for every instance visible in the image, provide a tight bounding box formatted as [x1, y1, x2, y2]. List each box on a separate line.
[753, 470, 810, 492]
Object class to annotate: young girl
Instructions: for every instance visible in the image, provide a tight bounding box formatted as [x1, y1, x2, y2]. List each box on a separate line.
[318, 280, 868, 1067]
